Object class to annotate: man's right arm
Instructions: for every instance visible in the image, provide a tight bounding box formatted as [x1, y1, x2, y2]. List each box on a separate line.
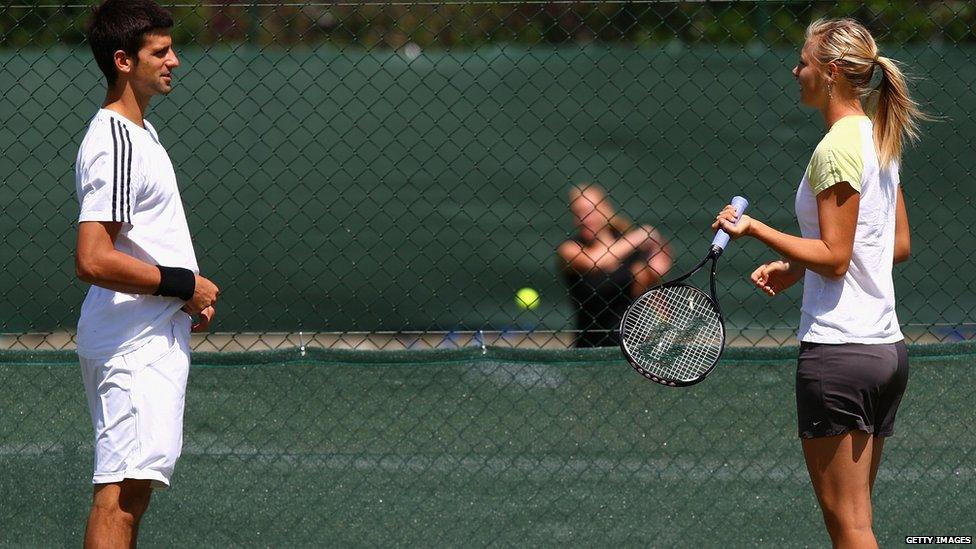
[75, 221, 219, 313]
[76, 221, 162, 293]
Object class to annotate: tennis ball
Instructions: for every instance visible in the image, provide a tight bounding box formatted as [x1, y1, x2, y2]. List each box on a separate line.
[515, 287, 540, 310]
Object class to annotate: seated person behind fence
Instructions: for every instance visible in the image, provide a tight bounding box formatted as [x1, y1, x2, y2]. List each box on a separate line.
[558, 183, 673, 347]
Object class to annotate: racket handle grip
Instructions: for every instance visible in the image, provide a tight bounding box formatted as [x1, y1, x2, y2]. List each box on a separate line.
[710, 195, 749, 253]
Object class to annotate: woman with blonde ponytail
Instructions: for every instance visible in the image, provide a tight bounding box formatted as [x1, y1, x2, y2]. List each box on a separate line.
[710, 18, 925, 548]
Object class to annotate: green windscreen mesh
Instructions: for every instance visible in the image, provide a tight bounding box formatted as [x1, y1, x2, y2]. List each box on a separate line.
[3, 3, 975, 545]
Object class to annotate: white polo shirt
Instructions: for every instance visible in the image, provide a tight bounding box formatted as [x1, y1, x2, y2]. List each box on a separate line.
[795, 115, 903, 344]
[75, 109, 199, 359]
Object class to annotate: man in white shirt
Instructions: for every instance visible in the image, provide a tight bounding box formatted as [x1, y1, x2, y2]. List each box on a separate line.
[75, 1, 219, 545]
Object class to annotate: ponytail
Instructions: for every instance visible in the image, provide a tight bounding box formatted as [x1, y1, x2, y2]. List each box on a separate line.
[807, 18, 930, 168]
[868, 55, 927, 168]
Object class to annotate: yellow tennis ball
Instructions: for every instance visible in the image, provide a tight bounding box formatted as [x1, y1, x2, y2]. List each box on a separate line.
[515, 287, 540, 310]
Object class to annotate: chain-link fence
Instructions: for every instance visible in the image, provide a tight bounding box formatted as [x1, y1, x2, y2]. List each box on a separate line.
[1, 1, 974, 351]
[2, 2, 976, 545]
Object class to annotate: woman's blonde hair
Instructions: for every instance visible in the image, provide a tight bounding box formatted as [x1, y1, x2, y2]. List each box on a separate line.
[569, 183, 632, 235]
[806, 18, 928, 167]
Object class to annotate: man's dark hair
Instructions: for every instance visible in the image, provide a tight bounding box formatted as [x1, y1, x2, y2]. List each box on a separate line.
[87, 0, 174, 85]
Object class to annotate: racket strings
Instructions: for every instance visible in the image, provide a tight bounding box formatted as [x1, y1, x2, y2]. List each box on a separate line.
[621, 285, 723, 382]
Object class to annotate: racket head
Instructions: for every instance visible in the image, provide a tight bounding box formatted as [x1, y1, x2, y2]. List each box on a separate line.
[618, 282, 726, 387]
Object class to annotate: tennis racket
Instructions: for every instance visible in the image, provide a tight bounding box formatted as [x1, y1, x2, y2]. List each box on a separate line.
[618, 196, 748, 387]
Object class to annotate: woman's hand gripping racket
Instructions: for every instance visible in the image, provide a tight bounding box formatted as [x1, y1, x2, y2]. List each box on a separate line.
[618, 196, 748, 387]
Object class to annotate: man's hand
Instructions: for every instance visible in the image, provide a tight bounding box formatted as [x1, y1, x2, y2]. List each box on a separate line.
[190, 306, 215, 333]
[182, 275, 219, 314]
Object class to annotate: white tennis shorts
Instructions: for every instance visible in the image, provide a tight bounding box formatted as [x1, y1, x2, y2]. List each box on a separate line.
[79, 313, 191, 488]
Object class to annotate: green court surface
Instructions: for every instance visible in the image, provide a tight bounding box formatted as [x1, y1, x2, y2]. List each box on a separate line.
[2, 344, 973, 546]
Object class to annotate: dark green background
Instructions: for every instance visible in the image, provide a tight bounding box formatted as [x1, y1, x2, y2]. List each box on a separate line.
[1, 45, 973, 333]
[1, 346, 974, 546]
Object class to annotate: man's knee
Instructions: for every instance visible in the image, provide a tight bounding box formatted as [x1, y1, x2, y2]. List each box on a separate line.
[92, 480, 153, 521]
[118, 480, 152, 517]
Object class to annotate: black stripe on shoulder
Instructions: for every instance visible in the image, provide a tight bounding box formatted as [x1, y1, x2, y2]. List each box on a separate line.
[117, 119, 127, 223]
[121, 123, 133, 223]
[109, 119, 119, 222]
[116, 119, 126, 223]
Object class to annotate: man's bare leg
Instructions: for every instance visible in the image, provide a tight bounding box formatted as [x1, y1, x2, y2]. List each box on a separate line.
[84, 479, 153, 549]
